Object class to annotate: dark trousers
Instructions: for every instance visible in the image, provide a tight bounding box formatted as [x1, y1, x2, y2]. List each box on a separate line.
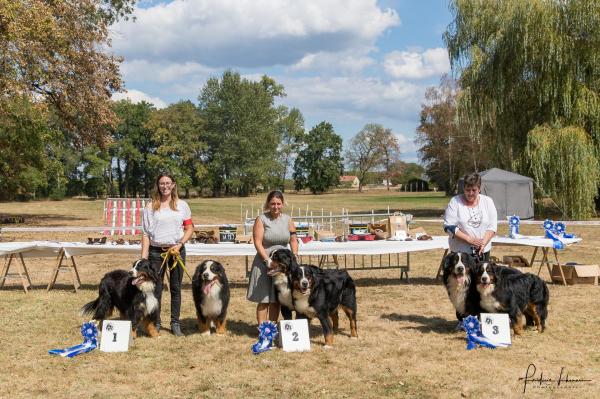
[149, 246, 186, 325]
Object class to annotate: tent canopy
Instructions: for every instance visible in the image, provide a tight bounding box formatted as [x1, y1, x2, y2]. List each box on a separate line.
[459, 168, 534, 220]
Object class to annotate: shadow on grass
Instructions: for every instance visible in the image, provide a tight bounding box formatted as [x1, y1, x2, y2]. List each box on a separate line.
[0, 212, 88, 227]
[381, 313, 457, 334]
[354, 276, 442, 287]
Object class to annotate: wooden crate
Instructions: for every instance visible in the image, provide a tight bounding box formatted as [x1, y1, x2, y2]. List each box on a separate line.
[551, 263, 599, 285]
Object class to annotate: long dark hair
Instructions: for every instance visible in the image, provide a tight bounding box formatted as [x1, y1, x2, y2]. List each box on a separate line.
[151, 172, 179, 211]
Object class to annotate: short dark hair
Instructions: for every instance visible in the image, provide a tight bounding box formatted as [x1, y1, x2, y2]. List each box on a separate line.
[264, 190, 285, 210]
[463, 173, 481, 188]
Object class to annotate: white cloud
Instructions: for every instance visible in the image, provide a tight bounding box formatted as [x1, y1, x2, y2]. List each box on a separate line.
[290, 51, 376, 75]
[383, 47, 450, 79]
[112, 89, 168, 108]
[111, 0, 399, 68]
[282, 76, 424, 122]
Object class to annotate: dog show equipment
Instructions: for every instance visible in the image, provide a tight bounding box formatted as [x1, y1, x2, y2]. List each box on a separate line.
[252, 321, 278, 354]
[508, 215, 523, 239]
[462, 316, 509, 350]
[279, 319, 311, 352]
[49, 322, 98, 358]
[99, 320, 133, 352]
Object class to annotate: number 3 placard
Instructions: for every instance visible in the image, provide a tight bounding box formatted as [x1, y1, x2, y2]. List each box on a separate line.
[99, 320, 133, 352]
[480, 313, 511, 346]
[279, 319, 311, 352]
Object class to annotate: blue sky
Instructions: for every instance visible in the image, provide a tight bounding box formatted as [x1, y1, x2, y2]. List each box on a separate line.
[111, 0, 453, 163]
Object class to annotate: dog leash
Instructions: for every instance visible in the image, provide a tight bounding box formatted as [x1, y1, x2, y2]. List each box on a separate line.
[159, 249, 193, 281]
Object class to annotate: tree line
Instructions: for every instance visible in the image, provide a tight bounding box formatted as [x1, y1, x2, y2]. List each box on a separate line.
[417, 0, 600, 219]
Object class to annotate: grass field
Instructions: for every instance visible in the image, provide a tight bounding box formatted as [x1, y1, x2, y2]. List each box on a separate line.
[1, 192, 599, 398]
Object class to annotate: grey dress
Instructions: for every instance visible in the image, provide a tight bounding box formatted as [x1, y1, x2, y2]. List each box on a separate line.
[246, 213, 292, 303]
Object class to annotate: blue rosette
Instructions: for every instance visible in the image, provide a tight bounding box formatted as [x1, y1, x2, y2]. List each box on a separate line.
[554, 222, 566, 235]
[49, 321, 98, 358]
[252, 321, 278, 354]
[543, 219, 554, 231]
[462, 316, 505, 350]
[81, 322, 98, 344]
[508, 215, 520, 238]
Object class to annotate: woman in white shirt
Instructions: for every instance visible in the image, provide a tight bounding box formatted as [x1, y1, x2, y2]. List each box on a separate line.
[141, 173, 194, 336]
[443, 173, 497, 260]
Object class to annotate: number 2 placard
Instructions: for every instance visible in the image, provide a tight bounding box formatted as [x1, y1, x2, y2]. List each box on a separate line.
[279, 319, 311, 352]
[99, 320, 133, 352]
[480, 313, 511, 346]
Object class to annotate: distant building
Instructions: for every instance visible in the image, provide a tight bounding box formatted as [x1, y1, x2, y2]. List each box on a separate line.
[339, 175, 360, 188]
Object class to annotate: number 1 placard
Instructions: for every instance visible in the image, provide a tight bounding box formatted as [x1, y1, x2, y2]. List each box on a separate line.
[480, 313, 511, 346]
[279, 319, 311, 352]
[100, 320, 133, 352]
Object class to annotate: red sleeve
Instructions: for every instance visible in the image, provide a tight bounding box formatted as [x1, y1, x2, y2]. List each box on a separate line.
[183, 218, 193, 226]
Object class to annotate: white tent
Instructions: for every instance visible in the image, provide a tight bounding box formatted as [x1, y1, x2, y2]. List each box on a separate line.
[459, 168, 534, 220]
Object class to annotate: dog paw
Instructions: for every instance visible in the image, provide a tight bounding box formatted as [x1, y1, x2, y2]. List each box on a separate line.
[350, 336, 358, 340]
[200, 331, 211, 336]
[323, 345, 333, 350]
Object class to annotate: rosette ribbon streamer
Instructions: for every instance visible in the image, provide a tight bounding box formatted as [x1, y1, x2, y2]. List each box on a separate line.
[251, 321, 278, 354]
[49, 321, 98, 358]
[543, 219, 575, 249]
[462, 316, 509, 350]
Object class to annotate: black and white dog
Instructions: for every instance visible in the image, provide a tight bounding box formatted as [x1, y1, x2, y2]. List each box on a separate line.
[289, 264, 358, 347]
[191, 260, 230, 335]
[267, 248, 317, 320]
[442, 252, 481, 323]
[476, 261, 549, 335]
[80, 259, 160, 338]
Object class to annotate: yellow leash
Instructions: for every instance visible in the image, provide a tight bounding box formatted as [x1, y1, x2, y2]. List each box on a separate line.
[159, 249, 193, 281]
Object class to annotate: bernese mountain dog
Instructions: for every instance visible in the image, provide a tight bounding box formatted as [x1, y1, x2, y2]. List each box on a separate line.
[80, 259, 160, 338]
[442, 252, 481, 323]
[191, 260, 230, 335]
[476, 261, 549, 335]
[289, 263, 358, 347]
[267, 248, 315, 320]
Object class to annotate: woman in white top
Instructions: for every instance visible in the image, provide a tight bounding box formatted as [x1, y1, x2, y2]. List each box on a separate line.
[141, 173, 194, 336]
[443, 173, 497, 259]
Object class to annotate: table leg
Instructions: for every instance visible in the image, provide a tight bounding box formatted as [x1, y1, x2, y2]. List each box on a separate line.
[529, 246, 538, 268]
[552, 248, 567, 286]
[19, 253, 33, 286]
[435, 249, 449, 281]
[0, 255, 10, 288]
[47, 249, 64, 291]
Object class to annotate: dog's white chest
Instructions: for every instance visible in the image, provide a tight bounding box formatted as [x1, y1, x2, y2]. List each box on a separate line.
[274, 277, 293, 309]
[201, 285, 223, 318]
[293, 291, 316, 318]
[478, 285, 502, 312]
[143, 293, 158, 315]
[446, 277, 468, 314]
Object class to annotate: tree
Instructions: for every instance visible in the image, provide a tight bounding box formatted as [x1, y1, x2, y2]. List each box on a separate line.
[376, 127, 400, 191]
[345, 124, 385, 192]
[146, 101, 207, 198]
[445, 0, 600, 216]
[110, 100, 157, 197]
[293, 122, 343, 194]
[0, 0, 135, 146]
[275, 107, 305, 192]
[526, 125, 600, 219]
[416, 76, 486, 195]
[198, 71, 285, 196]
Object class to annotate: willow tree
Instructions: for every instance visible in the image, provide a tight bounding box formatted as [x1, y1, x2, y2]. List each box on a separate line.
[445, 0, 600, 218]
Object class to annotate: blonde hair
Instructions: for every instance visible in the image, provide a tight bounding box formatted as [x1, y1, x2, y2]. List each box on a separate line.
[151, 172, 179, 211]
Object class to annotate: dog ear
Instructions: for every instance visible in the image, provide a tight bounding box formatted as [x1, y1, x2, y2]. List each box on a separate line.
[443, 252, 454, 270]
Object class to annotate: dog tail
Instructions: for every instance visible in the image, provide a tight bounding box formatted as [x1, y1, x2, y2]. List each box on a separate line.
[80, 298, 100, 317]
[80, 289, 113, 319]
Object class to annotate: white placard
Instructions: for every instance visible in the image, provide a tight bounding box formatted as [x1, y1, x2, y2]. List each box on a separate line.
[279, 319, 311, 352]
[100, 320, 133, 352]
[480, 313, 511, 346]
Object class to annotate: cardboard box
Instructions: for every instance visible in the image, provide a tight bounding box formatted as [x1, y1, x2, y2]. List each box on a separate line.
[551, 263, 599, 285]
[503, 255, 530, 268]
[314, 230, 336, 241]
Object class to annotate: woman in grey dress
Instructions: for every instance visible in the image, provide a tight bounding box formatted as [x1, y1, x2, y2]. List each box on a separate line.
[247, 190, 298, 325]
